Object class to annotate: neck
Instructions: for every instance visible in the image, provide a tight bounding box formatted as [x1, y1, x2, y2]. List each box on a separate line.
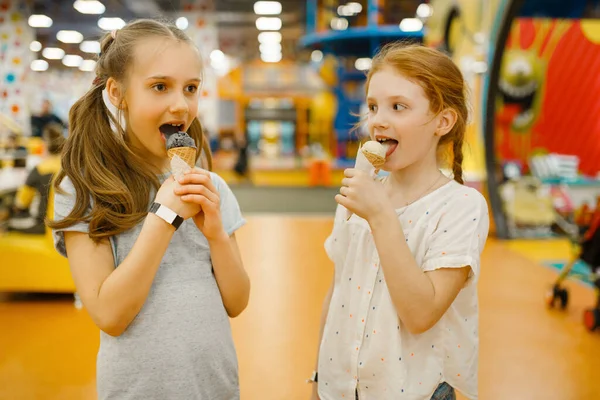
[386, 155, 448, 206]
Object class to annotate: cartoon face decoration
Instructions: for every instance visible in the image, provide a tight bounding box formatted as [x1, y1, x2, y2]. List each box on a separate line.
[498, 49, 543, 131]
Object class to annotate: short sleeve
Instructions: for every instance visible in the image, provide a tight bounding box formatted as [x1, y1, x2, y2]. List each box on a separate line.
[324, 204, 347, 265]
[211, 172, 246, 236]
[422, 188, 489, 282]
[52, 176, 90, 257]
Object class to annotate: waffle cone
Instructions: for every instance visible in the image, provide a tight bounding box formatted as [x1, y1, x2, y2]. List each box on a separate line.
[363, 151, 386, 168]
[167, 147, 197, 169]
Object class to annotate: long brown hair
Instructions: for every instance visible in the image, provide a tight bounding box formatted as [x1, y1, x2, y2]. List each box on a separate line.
[366, 43, 469, 184]
[49, 19, 212, 242]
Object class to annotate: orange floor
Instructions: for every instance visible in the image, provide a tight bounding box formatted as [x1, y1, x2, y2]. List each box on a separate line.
[1, 216, 600, 399]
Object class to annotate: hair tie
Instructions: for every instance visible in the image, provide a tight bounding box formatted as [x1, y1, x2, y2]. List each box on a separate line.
[92, 76, 102, 86]
[101, 88, 126, 136]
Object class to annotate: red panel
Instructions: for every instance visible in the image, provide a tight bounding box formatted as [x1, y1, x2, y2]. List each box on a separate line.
[497, 19, 600, 177]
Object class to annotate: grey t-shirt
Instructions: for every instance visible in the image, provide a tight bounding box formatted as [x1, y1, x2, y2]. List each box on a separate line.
[53, 172, 245, 400]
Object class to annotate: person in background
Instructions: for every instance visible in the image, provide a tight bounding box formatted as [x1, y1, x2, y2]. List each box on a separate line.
[31, 99, 65, 138]
[10, 123, 64, 234]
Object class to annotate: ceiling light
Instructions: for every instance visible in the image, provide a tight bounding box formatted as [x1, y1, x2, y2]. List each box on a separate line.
[57, 30, 84, 44]
[346, 2, 362, 14]
[355, 58, 372, 71]
[416, 4, 433, 19]
[74, 0, 106, 15]
[31, 60, 49, 72]
[98, 17, 126, 31]
[259, 43, 282, 55]
[42, 47, 65, 60]
[29, 41, 42, 52]
[261, 52, 282, 63]
[311, 50, 323, 63]
[28, 15, 52, 28]
[254, 1, 282, 15]
[399, 18, 423, 32]
[258, 31, 282, 43]
[63, 55, 83, 67]
[256, 17, 282, 31]
[331, 18, 349, 31]
[176, 17, 188, 30]
[79, 60, 97, 72]
[80, 41, 100, 54]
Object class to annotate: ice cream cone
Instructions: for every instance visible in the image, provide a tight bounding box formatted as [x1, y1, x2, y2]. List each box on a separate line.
[363, 151, 385, 169]
[168, 147, 197, 169]
[346, 141, 387, 220]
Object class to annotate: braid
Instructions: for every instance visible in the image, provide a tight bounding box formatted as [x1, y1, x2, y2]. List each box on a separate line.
[452, 135, 464, 184]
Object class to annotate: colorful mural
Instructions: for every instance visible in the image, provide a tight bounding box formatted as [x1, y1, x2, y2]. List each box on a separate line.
[0, 0, 34, 135]
[497, 18, 600, 177]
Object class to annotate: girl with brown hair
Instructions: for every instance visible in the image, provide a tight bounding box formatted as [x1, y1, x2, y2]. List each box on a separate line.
[49, 19, 249, 399]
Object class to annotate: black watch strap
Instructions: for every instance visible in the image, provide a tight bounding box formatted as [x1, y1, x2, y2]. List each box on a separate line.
[149, 202, 184, 230]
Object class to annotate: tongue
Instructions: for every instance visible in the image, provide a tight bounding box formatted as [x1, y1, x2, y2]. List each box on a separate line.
[383, 141, 398, 157]
[159, 124, 180, 136]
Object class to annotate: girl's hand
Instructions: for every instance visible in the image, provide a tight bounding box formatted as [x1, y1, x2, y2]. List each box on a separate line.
[154, 176, 201, 220]
[335, 168, 392, 222]
[174, 168, 227, 241]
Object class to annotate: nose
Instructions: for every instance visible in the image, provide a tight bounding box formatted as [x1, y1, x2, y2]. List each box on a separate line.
[169, 91, 189, 116]
[370, 109, 389, 131]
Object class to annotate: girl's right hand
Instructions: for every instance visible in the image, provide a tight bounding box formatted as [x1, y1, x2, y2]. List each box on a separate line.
[154, 175, 200, 219]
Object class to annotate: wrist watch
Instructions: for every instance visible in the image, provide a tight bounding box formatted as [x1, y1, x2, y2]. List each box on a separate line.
[306, 370, 318, 383]
[149, 202, 184, 230]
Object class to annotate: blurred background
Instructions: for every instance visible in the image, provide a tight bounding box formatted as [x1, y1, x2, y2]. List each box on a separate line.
[1, 0, 600, 399]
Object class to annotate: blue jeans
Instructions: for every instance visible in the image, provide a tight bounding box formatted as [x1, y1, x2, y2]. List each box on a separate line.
[355, 382, 455, 399]
[430, 382, 456, 400]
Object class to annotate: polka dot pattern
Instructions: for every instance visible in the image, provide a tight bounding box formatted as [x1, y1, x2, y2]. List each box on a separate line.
[319, 183, 488, 398]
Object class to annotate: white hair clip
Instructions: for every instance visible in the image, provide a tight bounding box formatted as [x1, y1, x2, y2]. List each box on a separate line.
[101, 88, 126, 135]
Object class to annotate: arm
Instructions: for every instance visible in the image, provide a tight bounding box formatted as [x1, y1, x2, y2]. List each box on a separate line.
[64, 213, 176, 336]
[369, 209, 469, 334]
[208, 232, 250, 318]
[175, 169, 250, 318]
[62, 176, 201, 337]
[336, 169, 480, 335]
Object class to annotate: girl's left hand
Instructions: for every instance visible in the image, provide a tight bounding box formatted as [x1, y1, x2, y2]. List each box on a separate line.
[174, 168, 226, 241]
[335, 168, 391, 221]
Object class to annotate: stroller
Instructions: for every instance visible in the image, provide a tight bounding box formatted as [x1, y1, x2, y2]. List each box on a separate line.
[546, 195, 600, 332]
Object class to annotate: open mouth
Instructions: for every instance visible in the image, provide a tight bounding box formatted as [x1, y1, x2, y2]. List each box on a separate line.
[498, 79, 537, 129]
[159, 123, 184, 142]
[377, 138, 398, 158]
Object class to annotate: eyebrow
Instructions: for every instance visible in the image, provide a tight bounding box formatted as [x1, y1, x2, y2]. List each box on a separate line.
[146, 75, 202, 82]
[367, 95, 410, 102]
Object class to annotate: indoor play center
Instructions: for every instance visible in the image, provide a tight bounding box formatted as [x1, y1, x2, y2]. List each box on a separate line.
[1, 0, 600, 399]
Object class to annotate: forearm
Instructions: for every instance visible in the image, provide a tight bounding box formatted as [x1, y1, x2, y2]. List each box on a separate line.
[96, 214, 174, 335]
[209, 233, 250, 318]
[368, 209, 437, 333]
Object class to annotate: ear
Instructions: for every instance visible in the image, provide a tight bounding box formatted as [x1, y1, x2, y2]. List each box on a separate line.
[105, 77, 125, 109]
[436, 108, 458, 137]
